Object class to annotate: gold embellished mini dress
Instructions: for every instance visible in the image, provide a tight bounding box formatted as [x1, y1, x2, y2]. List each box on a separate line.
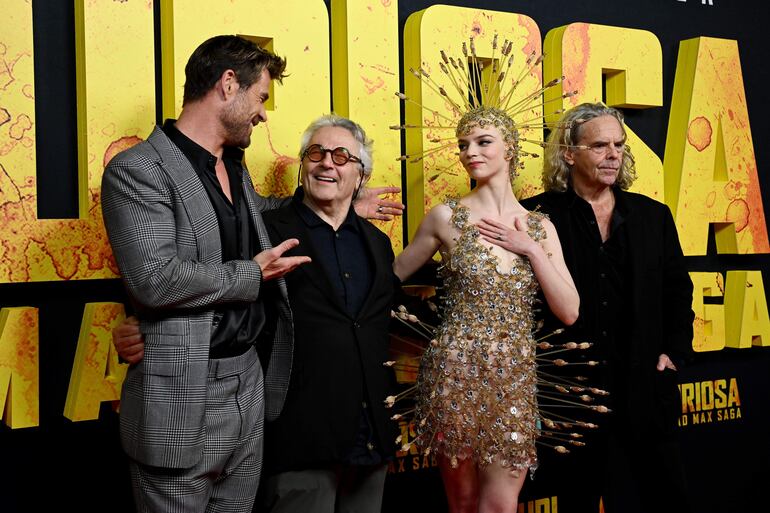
[414, 198, 546, 472]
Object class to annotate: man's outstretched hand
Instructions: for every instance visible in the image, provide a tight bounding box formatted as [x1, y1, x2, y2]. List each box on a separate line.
[254, 238, 311, 281]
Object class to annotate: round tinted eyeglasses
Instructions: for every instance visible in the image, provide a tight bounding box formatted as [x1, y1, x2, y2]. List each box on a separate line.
[302, 144, 363, 167]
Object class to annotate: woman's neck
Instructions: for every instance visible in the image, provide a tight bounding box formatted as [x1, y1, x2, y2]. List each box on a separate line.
[465, 174, 521, 217]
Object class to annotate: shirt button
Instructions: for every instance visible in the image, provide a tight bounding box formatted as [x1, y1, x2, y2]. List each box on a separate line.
[344, 272, 350, 279]
[589, 220, 596, 225]
[353, 322, 360, 328]
[601, 330, 608, 337]
[335, 233, 340, 238]
[362, 401, 368, 408]
[602, 301, 608, 307]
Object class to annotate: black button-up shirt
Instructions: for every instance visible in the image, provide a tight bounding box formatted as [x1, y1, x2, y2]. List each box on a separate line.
[563, 187, 631, 410]
[294, 191, 373, 317]
[292, 189, 381, 464]
[162, 120, 265, 359]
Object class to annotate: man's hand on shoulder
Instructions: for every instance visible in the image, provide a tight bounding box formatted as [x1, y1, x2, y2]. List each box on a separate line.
[114, 315, 144, 365]
[354, 186, 404, 221]
[254, 238, 311, 281]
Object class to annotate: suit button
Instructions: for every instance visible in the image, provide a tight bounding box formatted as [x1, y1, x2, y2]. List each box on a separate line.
[366, 442, 375, 451]
[353, 322, 360, 328]
[362, 401, 368, 408]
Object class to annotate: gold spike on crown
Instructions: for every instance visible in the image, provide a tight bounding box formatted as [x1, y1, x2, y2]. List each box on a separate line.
[393, 34, 578, 174]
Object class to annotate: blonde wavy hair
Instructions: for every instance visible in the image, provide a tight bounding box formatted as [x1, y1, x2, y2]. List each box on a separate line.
[542, 103, 637, 192]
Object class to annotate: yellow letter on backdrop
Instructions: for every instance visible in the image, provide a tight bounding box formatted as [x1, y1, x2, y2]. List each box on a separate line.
[64, 303, 127, 422]
[160, 0, 331, 198]
[689, 272, 725, 352]
[664, 37, 769, 256]
[0, 0, 153, 283]
[543, 23, 663, 200]
[0, 307, 39, 428]
[403, 5, 544, 240]
[724, 271, 770, 348]
[331, 0, 403, 249]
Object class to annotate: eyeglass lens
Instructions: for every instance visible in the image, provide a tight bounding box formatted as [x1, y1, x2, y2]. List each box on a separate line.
[305, 145, 357, 165]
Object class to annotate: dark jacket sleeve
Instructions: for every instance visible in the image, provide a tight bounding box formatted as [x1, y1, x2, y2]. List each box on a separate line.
[660, 204, 695, 368]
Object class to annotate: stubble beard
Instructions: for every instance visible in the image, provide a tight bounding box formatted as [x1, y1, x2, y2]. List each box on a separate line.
[220, 98, 253, 149]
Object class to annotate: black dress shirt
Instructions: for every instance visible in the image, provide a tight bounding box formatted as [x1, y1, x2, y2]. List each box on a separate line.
[292, 189, 382, 465]
[162, 120, 266, 358]
[559, 187, 631, 411]
[293, 190, 373, 317]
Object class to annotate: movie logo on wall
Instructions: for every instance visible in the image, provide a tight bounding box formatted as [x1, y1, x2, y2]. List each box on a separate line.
[678, 377, 742, 427]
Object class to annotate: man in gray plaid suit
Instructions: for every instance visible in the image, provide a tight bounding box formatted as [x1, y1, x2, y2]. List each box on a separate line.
[101, 35, 311, 513]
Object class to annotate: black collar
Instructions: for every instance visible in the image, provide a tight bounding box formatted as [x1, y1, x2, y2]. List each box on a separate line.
[291, 187, 360, 233]
[565, 185, 631, 218]
[161, 119, 244, 171]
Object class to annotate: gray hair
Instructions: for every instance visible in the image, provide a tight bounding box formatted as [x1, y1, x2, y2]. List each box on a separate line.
[298, 114, 374, 176]
[542, 103, 637, 192]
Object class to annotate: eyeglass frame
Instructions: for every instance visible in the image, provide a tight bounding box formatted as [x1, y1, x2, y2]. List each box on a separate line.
[301, 144, 364, 167]
[573, 141, 627, 157]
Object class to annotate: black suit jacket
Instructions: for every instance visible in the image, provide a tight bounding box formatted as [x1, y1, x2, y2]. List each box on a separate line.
[261, 194, 399, 474]
[521, 188, 694, 439]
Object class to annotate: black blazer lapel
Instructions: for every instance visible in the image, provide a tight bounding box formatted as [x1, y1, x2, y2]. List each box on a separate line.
[616, 190, 647, 356]
[355, 217, 392, 318]
[147, 127, 221, 265]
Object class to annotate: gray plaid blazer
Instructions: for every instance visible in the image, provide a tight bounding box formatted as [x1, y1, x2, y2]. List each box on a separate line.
[101, 126, 293, 469]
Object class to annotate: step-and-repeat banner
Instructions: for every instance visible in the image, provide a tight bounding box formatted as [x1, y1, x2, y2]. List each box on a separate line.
[1, 1, 768, 512]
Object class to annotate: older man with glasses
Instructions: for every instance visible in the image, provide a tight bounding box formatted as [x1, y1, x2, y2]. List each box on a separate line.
[517, 103, 695, 513]
[254, 114, 400, 513]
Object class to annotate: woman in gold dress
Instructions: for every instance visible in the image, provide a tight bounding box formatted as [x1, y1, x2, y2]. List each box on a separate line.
[393, 106, 579, 513]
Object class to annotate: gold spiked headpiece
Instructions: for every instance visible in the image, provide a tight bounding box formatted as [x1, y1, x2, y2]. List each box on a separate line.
[393, 35, 577, 180]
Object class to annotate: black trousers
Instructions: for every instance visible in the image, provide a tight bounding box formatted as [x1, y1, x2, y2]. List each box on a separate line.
[534, 426, 691, 513]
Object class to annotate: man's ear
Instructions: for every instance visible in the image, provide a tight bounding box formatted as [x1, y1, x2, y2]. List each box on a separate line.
[564, 147, 576, 166]
[353, 170, 369, 201]
[219, 69, 239, 100]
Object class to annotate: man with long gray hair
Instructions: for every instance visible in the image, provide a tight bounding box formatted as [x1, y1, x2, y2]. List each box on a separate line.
[519, 103, 694, 513]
